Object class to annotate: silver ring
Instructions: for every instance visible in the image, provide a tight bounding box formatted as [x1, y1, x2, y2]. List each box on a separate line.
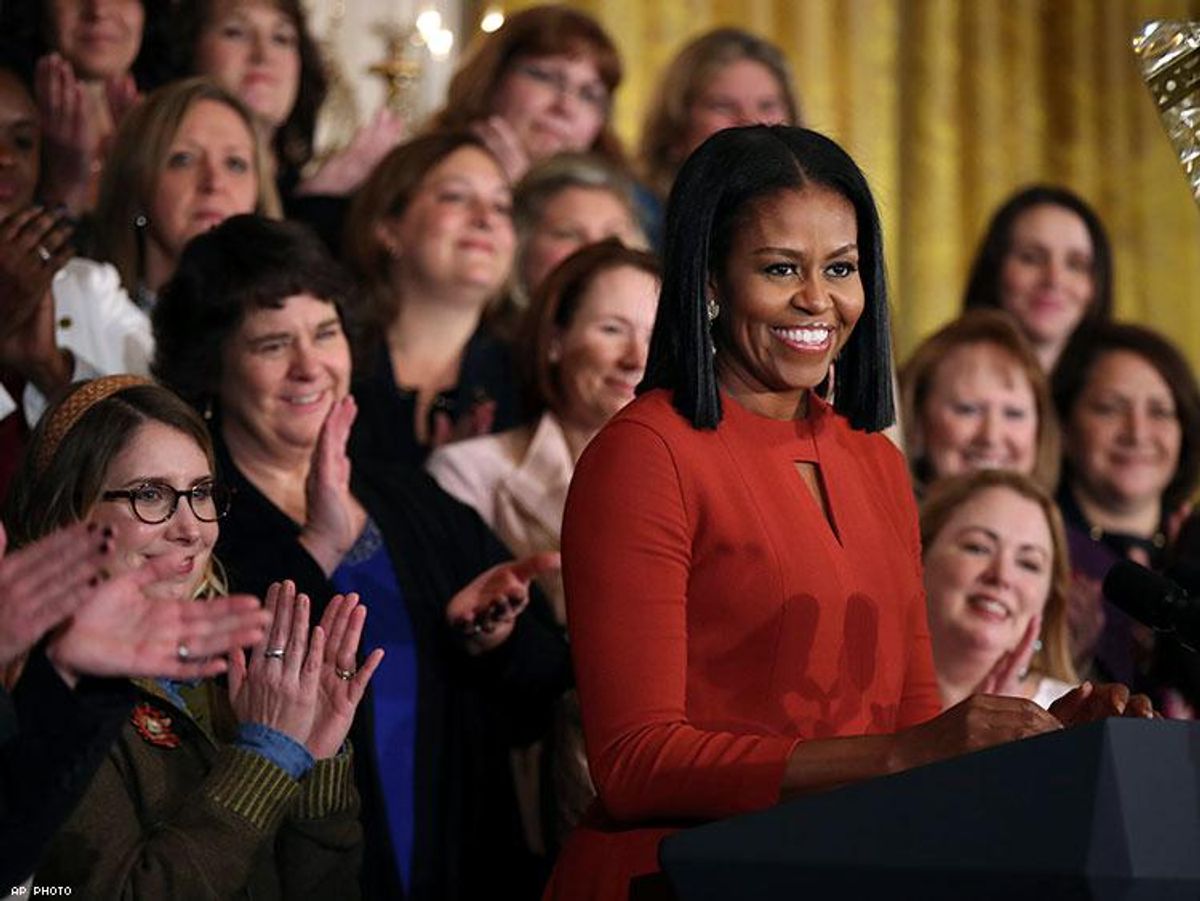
[335, 666, 355, 681]
[35, 244, 51, 263]
[263, 647, 286, 660]
[176, 643, 191, 661]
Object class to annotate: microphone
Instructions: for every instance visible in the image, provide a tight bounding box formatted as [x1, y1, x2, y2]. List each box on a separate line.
[1102, 560, 1200, 652]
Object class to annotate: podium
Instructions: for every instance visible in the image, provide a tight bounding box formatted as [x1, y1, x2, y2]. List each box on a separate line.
[659, 719, 1200, 900]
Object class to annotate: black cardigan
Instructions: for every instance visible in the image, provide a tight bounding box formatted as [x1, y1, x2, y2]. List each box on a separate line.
[212, 437, 571, 900]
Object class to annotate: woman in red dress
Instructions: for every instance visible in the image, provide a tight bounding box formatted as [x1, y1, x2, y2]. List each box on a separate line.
[545, 126, 1142, 899]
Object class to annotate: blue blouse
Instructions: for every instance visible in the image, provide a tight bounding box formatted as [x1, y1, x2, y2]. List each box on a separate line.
[331, 517, 419, 892]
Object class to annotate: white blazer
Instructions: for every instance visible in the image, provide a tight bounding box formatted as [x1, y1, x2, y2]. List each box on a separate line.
[0, 258, 153, 426]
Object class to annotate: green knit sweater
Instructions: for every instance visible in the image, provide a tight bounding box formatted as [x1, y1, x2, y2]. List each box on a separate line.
[34, 679, 363, 900]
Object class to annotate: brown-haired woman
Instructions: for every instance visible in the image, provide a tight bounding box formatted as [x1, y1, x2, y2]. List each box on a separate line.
[921, 469, 1077, 710]
[1051, 321, 1200, 711]
[10, 376, 379, 898]
[639, 27, 800, 200]
[963, 185, 1114, 372]
[427, 5, 624, 185]
[427, 238, 659, 859]
[898, 309, 1060, 495]
[345, 132, 520, 466]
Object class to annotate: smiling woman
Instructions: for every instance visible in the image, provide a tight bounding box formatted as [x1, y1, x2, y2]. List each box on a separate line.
[899, 309, 1061, 494]
[345, 132, 521, 466]
[963, 185, 1114, 373]
[153, 214, 572, 899]
[920, 469, 1077, 710]
[6, 376, 374, 899]
[541, 126, 1108, 900]
[428, 5, 625, 185]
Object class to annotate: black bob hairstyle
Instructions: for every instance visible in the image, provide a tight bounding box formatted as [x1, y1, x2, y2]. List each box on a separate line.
[152, 214, 356, 410]
[639, 125, 894, 432]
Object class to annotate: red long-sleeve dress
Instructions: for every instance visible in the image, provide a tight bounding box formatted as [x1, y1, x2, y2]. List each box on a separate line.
[545, 389, 942, 899]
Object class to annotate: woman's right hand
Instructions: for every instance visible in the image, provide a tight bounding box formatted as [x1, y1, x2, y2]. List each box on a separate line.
[299, 397, 365, 575]
[228, 581, 324, 746]
[469, 115, 531, 183]
[34, 54, 101, 216]
[888, 694, 1062, 773]
[0, 206, 73, 336]
[971, 614, 1041, 698]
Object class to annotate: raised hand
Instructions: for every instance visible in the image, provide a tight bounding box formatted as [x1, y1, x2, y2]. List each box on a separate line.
[430, 397, 497, 450]
[446, 551, 560, 655]
[295, 108, 406, 197]
[0, 521, 109, 668]
[0, 205, 74, 333]
[298, 396, 367, 576]
[305, 592, 384, 759]
[888, 693, 1062, 772]
[470, 115, 530, 183]
[972, 614, 1041, 698]
[34, 54, 103, 216]
[228, 582, 323, 745]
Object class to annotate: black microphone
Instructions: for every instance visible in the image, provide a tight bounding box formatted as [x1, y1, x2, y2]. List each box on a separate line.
[1102, 560, 1200, 652]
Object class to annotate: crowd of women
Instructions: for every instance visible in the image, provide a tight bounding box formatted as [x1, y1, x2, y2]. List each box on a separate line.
[0, 2, 1193, 899]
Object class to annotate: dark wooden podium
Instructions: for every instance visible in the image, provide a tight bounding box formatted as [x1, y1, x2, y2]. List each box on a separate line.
[659, 719, 1200, 900]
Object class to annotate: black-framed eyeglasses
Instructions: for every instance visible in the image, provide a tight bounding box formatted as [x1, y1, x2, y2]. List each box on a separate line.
[101, 480, 232, 525]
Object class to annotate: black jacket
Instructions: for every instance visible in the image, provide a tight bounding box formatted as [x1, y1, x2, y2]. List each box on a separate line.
[0, 649, 135, 886]
[213, 438, 571, 900]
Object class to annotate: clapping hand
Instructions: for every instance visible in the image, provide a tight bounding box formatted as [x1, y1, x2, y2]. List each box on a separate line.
[446, 552, 560, 655]
[972, 615, 1041, 698]
[295, 108, 406, 197]
[470, 116, 531, 183]
[299, 397, 366, 576]
[305, 592, 384, 759]
[430, 397, 497, 450]
[0, 520, 268, 685]
[228, 581, 323, 745]
[34, 53, 139, 216]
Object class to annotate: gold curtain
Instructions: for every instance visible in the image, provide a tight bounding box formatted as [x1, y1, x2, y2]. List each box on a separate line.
[496, 0, 1200, 367]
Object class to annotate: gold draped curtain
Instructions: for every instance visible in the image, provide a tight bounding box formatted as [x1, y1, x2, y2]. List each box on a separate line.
[494, 0, 1200, 367]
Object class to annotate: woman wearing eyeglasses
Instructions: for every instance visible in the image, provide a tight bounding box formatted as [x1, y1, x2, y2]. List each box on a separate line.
[427, 6, 625, 186]
[9, 375, 380, 899]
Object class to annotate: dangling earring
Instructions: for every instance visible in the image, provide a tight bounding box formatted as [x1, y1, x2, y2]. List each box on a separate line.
[821, 360, 837, 402]
[706, 295, 719, 324]
[134, 213, 148, 229]
[202, 397, 214, 422]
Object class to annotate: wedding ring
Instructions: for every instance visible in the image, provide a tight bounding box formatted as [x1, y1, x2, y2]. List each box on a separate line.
[264, 647, 286, 659]
[176, 643, 191, 661]
[35, 244, 51, 263]
[335, 666, 355, 681]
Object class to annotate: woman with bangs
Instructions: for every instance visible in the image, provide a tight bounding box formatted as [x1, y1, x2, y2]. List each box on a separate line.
[429, 5, 624, 186]
[899, 309, 1060, 496]
[12, 377, 376, 899]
